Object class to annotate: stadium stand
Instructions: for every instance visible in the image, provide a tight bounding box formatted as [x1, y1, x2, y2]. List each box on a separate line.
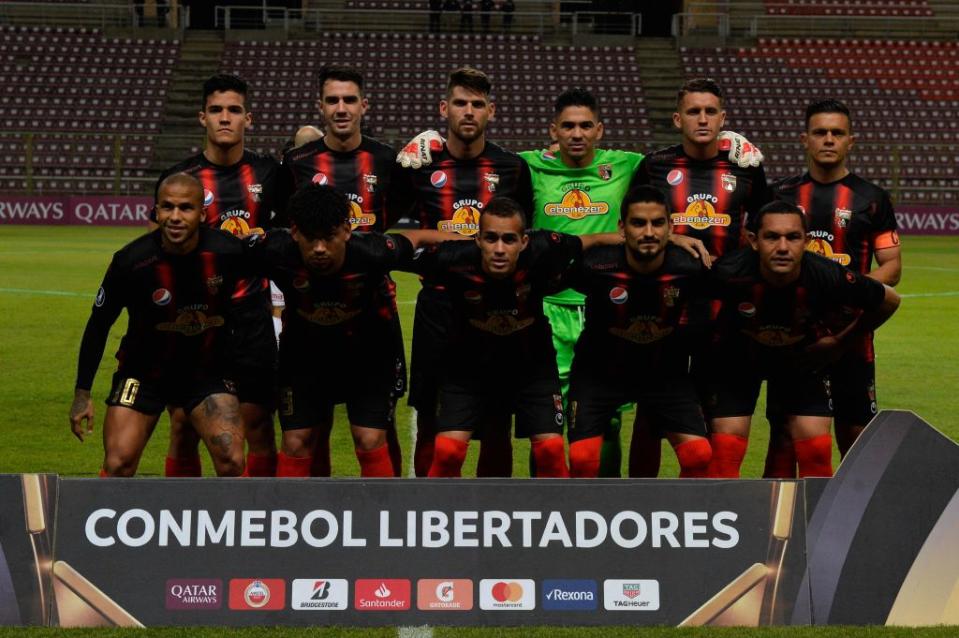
[763, 0, 934, 17]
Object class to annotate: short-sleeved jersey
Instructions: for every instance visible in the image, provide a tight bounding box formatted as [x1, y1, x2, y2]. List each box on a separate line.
[634, 144, 771, 258]
[76, 227, 252, 390]
[569, 244, 706, 376]
[403, 141, 534, 236]
[709, 248, 886, 365]
[405, 231, 582, 370]
[521, 148, 644, 305]
[253, 231, 413, 370]
[157, 150, 283, 236]
[771, 172, 900, 275]
[281, 136, 411, 232]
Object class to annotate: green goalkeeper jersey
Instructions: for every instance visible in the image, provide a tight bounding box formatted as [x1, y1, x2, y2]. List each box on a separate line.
[521, 148, 645, 305]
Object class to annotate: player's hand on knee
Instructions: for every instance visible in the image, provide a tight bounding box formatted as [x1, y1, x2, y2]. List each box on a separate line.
[69, 389, 95, 442]
[718, 131, 764, 168]
[801, 334, 844, 373]
[396, 130, 445, 169]
[668, 234, 712, 268]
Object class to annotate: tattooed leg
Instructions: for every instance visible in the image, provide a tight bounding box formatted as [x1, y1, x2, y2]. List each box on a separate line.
[192, 393, 245, 476]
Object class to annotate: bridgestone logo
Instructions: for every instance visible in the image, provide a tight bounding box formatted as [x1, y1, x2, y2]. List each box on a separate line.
[298, 602, 339, 609]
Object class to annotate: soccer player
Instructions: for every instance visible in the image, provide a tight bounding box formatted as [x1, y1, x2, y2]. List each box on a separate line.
[280, 65, 409, 477]
[704, 201, 900, 478]
[69, 174, 250, 477]
[566, 185, 712, 478]
[407, 197, 618, 478]
[762, 99, 902, 476]
[255, 184, 455, 477]
[399, 67, 534, 477]
[156, 74, 284, 478]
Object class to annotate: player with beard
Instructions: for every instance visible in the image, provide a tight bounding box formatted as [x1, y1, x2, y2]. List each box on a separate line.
[761, 100, 901, 477]
[156, 74, 283, 478]
[70, 174, 250, 477]
[280, 65, 409, 477]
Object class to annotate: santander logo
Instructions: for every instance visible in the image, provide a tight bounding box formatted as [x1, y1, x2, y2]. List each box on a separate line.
[374, 583, 391, 598]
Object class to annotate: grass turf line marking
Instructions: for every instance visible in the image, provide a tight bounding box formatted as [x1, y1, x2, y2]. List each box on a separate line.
[900, 291, 959, 299]
[398, 626, 433, 638]
[0, 287, 86, 297]
[408, 407, 418, 478]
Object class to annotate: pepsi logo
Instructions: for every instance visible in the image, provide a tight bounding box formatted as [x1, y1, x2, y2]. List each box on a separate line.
[430, 171, 448, 188]
[609, 287, 628, 305]
[152, 288, 172, 306]
[312, 172, 329, 186]
[738, 302, 756, 317]
[667, 170, 684, 186]
[464, 290, 482, 304]
[293, 276, 310, 290]
[203, 189, 215, 208]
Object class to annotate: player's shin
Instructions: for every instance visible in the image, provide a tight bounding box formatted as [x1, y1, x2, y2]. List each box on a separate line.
[531, 435, 570, 478]
[165, 454, 203, 477]
[428, 435, 469, 478]
[309, 438, 332, 477]
[386, 415, 403, 477]
[762, 426, 797, 479]
[568, 436, 602, 478]
[355, 444, 395, 478]
[477, 422, 513, 477]
[707, 432, 749, 478]
[674, 438, 712, 478]
[598, 413, 623, 478]
[628, 414, 662, 478]
[245, 452, 276, 477]
[794, 434, 833, 478]
[276, 452, 312, 477]
[414, 411, 438, 477]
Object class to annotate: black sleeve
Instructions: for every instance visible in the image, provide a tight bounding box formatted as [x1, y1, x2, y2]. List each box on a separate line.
[745, 165, 773, 231]
[75, 255, 127, 391]
[629, 157, 652, 189]
[365, 232, 417, 271]
[384, 163, 417, 230]
[872, 189, 899, 233]
[514, 159, 535, 225]
[398, 239, 444, 277]
[271, 160, 296, 229]
[809, 254, 886, 311]
[531, 230, 584, 280]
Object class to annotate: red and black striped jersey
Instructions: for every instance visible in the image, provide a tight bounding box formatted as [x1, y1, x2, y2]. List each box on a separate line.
[281, 136, 412, 232]
[402, 141, 534, 235]
[771, 172, 900, 275]
[633, 144, 772, 258]
[157, 150, 283, 236]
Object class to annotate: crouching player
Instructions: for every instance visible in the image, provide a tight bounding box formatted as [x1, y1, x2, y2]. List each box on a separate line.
[704, 201, 900, 478]
[406, 197, 620, 478]
[69, 174, 250, 476]
[565, 185, 713, 478]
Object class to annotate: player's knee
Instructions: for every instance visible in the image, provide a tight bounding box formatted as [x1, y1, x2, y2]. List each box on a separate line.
[211, 451, 245, 477]
[675, 438, 712, 471]
[244, 418, 277, 453]
[569, 436, 602, 478]
[281, 430, 313, 457]
[428, 435, 468, 478]
[103, 453, 139, 477]
[352, 427, 386, 451]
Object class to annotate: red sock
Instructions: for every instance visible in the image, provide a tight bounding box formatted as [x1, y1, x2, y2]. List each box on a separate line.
[164, 454, 202, 477]
[356, 444, 394, 478]
[628, 433, 662, 478]
[707, 433, 748, 478]
[675, 438, 712, 478]
[276, 452, 312, 477]
[794, 434, 833, 478]
[414, 437, 435, 478]
[245, 452, 276, 477]
[428, 436, 468, 478]
[386, 424, 403, 477]
[531, 437, 569, 478]
[477, 432, 513, 477]
[763, 442, 797, 479]
[569, 436, 602, 478]
[98, 467, 108, 478]
[311, 438, 332, 477]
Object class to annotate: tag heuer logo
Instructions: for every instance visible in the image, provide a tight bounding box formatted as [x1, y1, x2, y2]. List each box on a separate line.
[622, 584, 642, 599]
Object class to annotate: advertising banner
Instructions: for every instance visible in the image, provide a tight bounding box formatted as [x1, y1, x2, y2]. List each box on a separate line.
[0, 196, 152, 226]
[895, 206, 959, 235]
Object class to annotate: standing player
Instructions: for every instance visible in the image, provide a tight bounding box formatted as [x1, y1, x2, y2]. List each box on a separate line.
[280, 65, 409, 477]
[399, 67, 534, 477]
[705, 201, 900, 478]
[762, 99, 902, 476]
[69, 174, 250, 477]
[631, 78, 772, 476]
[566, 186, 712, 478]
[157, 74, 284, 478]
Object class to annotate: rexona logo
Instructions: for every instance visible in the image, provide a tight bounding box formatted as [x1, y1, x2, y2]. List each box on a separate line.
[416, 579, 473, 611]
[354, 579, 411, 610]
[541, 579, 597, 611]
[479, 579, 535, 610]
[603, 579, 660, 610]
[165, 579, 221, 610]
[291, 579, 348, 611]
[228, 578, 285, 611]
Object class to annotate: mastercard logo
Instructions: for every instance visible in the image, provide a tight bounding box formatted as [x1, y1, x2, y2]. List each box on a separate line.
[667, 169, 684, 186]
[431, 171, 448, 188]
[203, 189, 215, 208]
[738, 302, 756, 317]
[491, 582, 523, 603]
[609, 286, 629, 305]
[312, 172, 329, 186]
[152, 288, 172, 306]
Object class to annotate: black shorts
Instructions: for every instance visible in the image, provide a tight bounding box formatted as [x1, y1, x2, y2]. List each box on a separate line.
[408, 286, 452, 413]
[276, 365, 395, 432]
[232, 365, 277, 409]
[766, 351, 876, 426]
[388, 308, 408, 400]
[231, 292, 279, 373]
[705, 366, 833, 419]
[436, 367, 564, 439]
[568, 370, 706, 443]
[106, 372, 236, 416]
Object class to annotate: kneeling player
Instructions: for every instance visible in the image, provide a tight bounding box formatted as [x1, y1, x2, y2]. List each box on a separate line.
[704, 201, 900, 478]
[566, 186, 712, 478]
[69, 174, 249, 476]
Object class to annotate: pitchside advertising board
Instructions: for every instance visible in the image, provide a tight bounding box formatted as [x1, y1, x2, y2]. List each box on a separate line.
[0, 412, 957, 627]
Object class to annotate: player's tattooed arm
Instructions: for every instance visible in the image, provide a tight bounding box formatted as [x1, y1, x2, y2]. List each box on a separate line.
[669, 234, 712, 268]
[69, 389, 94, 442]
[578, 232, 624, 251]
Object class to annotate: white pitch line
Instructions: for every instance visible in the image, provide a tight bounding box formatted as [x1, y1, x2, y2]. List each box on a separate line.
[908, 266, 959, 273]
[407, 407, 418, 478]
[900, 291, 959, 298]
[0, 287, 86, 297]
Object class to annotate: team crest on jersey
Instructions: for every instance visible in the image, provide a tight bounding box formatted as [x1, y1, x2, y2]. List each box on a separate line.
[544, 190, 609, 220]
[721, 173, 737, 192]
[662, 285, 680, 307]
[834, 207, 852, 228]
[248, 183, 262, 203]
[672, 194, 731, 230]
[431, 171, 448, 188]
[542, 150, 557, 161]
[439, 199, 482, 235]
[203, 189, 215, 208]
[152, 288, 172, 306]
[312, 172, 329, 186]
[609, 287, 628, 304]
[95, 287, 105, 307]
[598, 164, 613, 181]
[157, 307, 225, 336]
[667, 169, 684, 186]
[483, 172, 500, 193]
[363, 174, 378, 193]
[206, 275, 223, 294]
